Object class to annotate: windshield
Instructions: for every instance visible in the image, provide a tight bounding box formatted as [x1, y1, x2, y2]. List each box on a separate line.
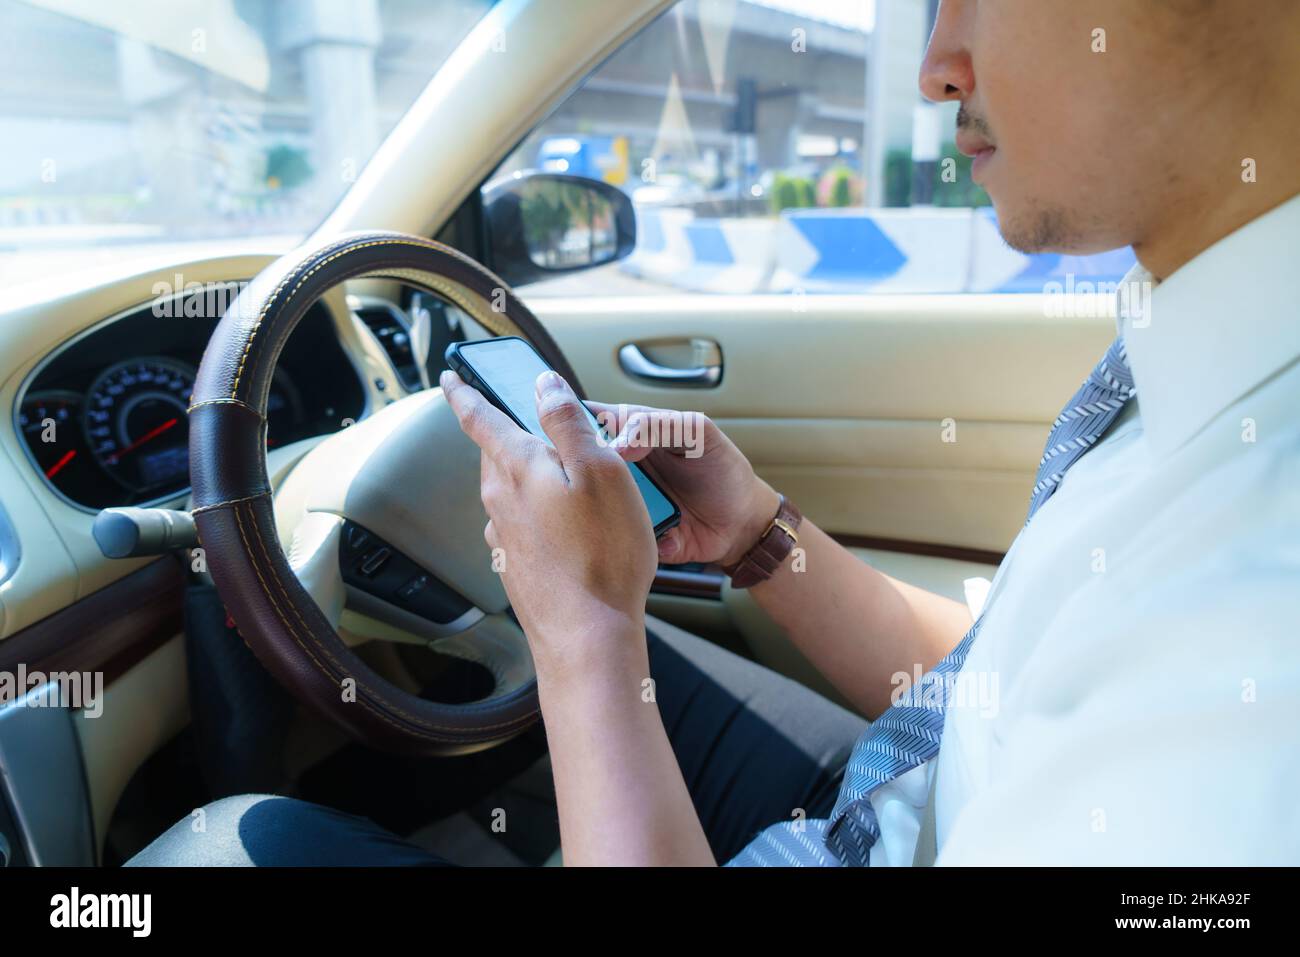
[0, 0, 497, 282]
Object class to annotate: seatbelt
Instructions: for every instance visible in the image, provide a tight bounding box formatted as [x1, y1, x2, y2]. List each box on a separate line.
[911, 761, 940, 867]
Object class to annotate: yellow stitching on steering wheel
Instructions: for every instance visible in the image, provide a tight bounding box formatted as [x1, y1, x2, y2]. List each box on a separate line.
[230, 235, 525, 401]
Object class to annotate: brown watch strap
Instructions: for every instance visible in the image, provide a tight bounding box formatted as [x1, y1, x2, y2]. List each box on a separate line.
[722, 494, 802, 589]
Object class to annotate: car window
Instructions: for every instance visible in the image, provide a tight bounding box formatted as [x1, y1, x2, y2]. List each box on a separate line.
[491, 0, 1135, 297]
[0, 0, 497, 282]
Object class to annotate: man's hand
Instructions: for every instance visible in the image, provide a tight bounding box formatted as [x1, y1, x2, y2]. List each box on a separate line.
[586, 399, 779, 567]
[440, 368, 657, 675]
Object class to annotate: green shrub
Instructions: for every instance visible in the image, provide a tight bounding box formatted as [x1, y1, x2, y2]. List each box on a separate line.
[769, 172, 817, 214]
[264, 144, 312, 190]
[884, 145, 991, 208]
[829, 167, 853, 207]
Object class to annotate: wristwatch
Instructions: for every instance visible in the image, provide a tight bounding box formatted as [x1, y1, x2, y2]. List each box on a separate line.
[721, 494, 802, 589]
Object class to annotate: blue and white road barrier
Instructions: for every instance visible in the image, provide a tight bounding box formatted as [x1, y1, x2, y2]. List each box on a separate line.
[622, 205, 1135, 295]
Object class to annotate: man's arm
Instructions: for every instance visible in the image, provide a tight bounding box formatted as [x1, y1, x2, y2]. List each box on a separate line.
[736, 486, 974, 717]
[536, 615, 715, 867]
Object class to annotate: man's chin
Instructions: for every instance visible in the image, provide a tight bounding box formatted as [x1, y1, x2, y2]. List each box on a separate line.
[991, 201, 1074, 255]
[990, 198, 1129, 257]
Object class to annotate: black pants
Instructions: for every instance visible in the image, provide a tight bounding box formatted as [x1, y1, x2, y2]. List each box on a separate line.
[128, 622, 867, 866]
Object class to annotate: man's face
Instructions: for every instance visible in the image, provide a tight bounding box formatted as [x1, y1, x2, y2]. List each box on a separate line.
[920, 0, 1244, 256]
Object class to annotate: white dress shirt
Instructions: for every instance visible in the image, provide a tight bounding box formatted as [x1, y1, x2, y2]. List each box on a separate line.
[869, 191, 1300, 866]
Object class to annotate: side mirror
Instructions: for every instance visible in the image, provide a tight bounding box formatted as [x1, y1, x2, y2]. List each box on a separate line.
[482, 171, 636, 287]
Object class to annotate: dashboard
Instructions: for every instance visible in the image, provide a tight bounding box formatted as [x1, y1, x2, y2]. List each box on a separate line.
[14, 283, 367, 511]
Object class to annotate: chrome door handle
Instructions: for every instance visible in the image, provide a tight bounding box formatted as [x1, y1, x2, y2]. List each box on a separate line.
[618, 340, 722, 388]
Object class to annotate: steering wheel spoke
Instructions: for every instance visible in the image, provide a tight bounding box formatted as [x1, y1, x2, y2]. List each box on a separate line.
[280, 507, 482, 648]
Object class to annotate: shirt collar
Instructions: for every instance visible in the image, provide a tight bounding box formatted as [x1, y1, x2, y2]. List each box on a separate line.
[1117, 191, 1300, 457]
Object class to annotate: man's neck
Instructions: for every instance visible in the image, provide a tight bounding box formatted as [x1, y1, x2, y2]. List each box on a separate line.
[1133, 177, 1300, 284]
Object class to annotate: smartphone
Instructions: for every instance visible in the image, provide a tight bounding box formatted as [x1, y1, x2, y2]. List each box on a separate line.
[445, 336, 681, 538]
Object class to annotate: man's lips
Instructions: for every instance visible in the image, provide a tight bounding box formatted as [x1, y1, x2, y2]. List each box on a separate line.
[955, 130, 997, 182]
[955, 129, 995, 159]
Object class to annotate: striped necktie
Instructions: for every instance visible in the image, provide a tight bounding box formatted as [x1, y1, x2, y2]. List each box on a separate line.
[727, 337, 1137, 867]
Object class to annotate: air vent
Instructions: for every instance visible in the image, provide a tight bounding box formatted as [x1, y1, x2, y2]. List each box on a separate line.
[354, 302, 423, 391]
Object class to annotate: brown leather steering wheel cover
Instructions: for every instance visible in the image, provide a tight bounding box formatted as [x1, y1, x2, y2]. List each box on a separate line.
[189, 231, 576, 755]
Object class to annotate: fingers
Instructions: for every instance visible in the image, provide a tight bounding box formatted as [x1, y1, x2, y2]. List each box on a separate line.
[656, 525, 683, 562]
[585, 399, 656, 436]
[609, 413, 656, 464]
[440, 369, 528, 460]
[535, 371, 612, 473]
[585, 399, 710, 462]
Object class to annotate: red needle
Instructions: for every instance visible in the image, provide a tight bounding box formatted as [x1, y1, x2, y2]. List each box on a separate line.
[107, 417, 179, 464]
[45, 449, 76, 479]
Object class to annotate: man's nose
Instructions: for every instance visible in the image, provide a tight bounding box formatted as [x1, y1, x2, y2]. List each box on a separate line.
[919, 0, 974, 104]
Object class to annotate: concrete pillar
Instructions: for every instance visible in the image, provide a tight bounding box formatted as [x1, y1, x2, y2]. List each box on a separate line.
[864, 0, 930, 206]
[114, 35, 207, 233]
[276, 0, 382, 206]
[755, 90, 810, 175]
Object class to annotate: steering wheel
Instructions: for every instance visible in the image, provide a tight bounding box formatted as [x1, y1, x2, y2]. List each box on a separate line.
[188, 231, 583, 755]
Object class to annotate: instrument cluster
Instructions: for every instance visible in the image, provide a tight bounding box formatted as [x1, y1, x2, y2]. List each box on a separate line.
[15, 290, 367, 511]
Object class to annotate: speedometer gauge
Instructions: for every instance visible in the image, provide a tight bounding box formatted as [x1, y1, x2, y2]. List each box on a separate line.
[18, 389, 100, 502]
[84, 357, 196, 494]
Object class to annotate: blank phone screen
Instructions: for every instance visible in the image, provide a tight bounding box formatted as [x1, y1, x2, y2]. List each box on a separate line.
[458, 338, 678, 532]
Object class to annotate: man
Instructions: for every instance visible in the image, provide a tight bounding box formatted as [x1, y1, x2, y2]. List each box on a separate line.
[133, 0, 1300, 866]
